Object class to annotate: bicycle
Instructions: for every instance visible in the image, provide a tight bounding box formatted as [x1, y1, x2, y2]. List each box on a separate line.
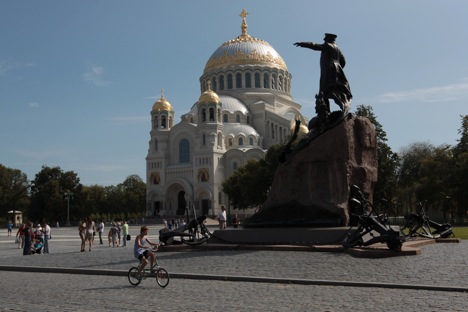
[128, 247, 170, 287]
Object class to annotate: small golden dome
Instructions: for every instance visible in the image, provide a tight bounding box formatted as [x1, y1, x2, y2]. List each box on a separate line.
[199, 81, 220, 103]
[152, 90, 173, 111]
[290, 118, 309, 136]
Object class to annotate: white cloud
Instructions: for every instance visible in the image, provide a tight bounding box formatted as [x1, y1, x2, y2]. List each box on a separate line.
[83, 65, 111, 86]
[0, 60, 34, 76]
[377, 79, 468, 103]
[28, 102, 40, 108]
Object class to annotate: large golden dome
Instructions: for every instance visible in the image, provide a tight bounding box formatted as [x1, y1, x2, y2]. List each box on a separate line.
[203, 9, 287, 74]
[152, 90, 173, 111]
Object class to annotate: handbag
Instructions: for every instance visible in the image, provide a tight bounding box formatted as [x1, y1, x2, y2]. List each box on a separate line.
[15, 236, 19, 244]
[126, 234, 131, 241]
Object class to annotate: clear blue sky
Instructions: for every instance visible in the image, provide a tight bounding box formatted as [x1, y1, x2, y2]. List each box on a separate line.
[1, 0, 467, 186]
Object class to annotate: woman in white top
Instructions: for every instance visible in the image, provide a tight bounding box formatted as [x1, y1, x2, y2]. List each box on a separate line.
[133, 226, 159, 277]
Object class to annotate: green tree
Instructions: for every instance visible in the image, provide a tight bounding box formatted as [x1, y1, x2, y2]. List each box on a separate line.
[452, 115, 468, 221]
[30, 165, 83, 224]
[222, 144, 283, 209]
[81, 184, 107, 217]
[0, 164, 30, 217]
[396, 141, 455, 219]
[119, 174, 146, 217]
[355, 105, 400, 214]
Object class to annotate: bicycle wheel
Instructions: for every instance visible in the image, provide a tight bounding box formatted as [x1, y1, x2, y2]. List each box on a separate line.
[155, 267, 170, 288]
[128, 267, 141, 286]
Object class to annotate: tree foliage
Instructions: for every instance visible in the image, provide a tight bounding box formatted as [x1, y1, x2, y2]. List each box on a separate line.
[222, 144, 283, 209]
[0, 164, 30, 217]
[29, 166, 83, 224]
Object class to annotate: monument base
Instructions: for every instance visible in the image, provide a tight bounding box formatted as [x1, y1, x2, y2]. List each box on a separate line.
[207, 227, 354, 245]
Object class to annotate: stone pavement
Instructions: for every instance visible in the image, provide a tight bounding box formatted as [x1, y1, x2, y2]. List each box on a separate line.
[0, 225, 467, 311]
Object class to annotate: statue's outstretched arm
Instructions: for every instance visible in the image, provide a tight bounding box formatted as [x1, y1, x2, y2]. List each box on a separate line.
[294, 42, 322, 51]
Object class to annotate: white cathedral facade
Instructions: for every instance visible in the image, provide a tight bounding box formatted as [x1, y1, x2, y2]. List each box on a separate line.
[145, 10, 307, 219]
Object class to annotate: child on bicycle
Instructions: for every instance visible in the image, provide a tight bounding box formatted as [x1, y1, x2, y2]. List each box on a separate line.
[134, 225, 159, 278]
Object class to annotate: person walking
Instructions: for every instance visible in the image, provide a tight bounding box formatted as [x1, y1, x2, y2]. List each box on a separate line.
[79, 217, 86, 252]
[122, 221, 129, 247]
[111, 223, 119, 247]
[7, 221, 13, 236]
[85, 217, 95, 251]
[16, 223, 26, 249]
[22, 222, 33, 256]
[232, 214, 241, 228]
[43, 222, 51, 254]
[97, 220, 104, 244]
[116, 222, 122, 246]
[218, 205, 227, 230]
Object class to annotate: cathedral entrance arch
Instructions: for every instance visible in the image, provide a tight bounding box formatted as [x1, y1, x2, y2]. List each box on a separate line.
[177, 191, 187, 216]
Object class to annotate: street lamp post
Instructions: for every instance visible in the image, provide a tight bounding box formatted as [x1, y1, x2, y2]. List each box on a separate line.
[64, 190, 73, 227]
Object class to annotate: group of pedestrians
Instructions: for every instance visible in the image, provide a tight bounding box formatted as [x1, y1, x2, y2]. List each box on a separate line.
[106, 221, 129, 247]
[78, 217, 95, 252]
[15, 221, 51, 255]
[77, 219, 130, 252]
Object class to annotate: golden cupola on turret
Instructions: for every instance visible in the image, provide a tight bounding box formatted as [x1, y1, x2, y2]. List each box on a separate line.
[152, 90, 173, 112]
[151, 89, 174, 130]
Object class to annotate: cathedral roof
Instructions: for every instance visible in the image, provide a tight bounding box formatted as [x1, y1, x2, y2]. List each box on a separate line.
[224, 123, 260, 137]
[203, 9, 287, 74]
[219, 95, 248, 114]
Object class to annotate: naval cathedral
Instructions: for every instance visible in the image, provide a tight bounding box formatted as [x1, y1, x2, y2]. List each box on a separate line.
[145, 10, 307, 219]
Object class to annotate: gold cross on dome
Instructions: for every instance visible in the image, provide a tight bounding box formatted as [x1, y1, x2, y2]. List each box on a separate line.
[240, 9, 248, 19]
[161, 89, 165, 99]
[240, 9, 249, 36]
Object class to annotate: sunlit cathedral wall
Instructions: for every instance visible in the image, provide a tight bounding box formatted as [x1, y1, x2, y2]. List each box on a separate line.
[145, 10, 306, 220]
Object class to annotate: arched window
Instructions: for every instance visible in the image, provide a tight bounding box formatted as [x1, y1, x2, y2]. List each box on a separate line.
[271, 74, 277, 89]
[238, 137, 243, 146]
[278, 76, 283, 91]
[236, 114, 240, 123]
[245, 72, 251, 88]
[179, 139, 190, 163]
[212, 77, 217, 91]
[228, 138, 233, 146]
[246, 116, 250, 124]
[255, 73, 261, 88]
[218, 133, 222, 147]
[201, 108, 206, 122]
[209, 108, 214, 121]
[223, 114, 228, 122]
[202, 133, 206, 146]
[219, 75, 225, 90]
[263, 73, 269, 88]
[227, 74, 233, 89]
[233, 162, 238, 170]
[249, 137, 254, 145]
[154, 139, 158, 151]
[161, 115, 167, 128]
[236, 73, 242, 88]
[153, 116, 158, 129]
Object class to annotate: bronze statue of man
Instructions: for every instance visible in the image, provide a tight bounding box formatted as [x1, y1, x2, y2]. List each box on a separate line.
[294, 34, 352, 113]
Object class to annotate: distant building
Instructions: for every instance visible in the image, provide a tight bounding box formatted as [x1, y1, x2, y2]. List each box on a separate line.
[145, 10, 306, 219]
